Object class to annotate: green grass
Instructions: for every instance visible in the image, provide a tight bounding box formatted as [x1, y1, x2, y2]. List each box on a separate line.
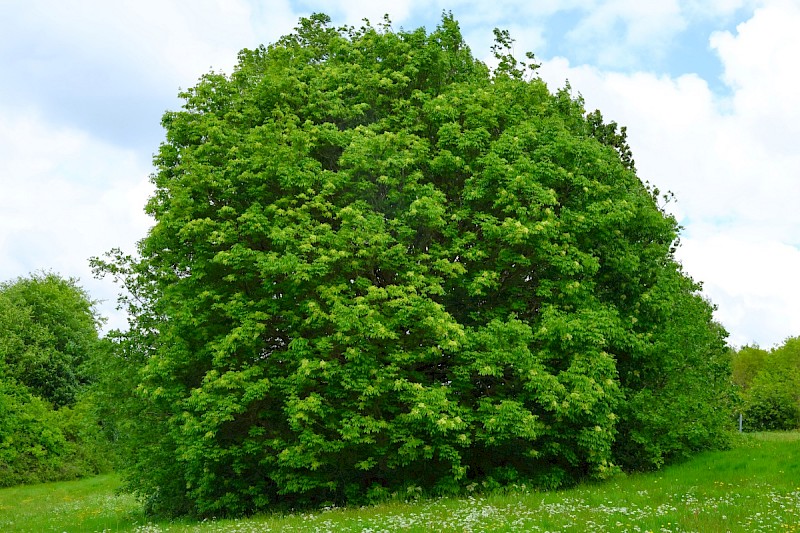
[0, 474, 144, 532]
[2, 432, 799, 532]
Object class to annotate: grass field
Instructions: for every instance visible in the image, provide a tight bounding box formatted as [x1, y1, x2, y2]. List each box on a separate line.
[2, 432, 798, 532]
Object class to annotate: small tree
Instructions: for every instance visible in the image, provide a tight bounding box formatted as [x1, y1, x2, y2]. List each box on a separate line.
[732, 345, 768, 390]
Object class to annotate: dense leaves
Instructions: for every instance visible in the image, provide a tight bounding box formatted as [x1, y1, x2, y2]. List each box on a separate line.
[0, 273, 111, 486]
[734, 339, 800, 431]
[97, 14, 733, 516]
[0, 272, 100, 407]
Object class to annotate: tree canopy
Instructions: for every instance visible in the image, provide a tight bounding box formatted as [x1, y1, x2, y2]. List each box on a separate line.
[96, 13, 733, 516]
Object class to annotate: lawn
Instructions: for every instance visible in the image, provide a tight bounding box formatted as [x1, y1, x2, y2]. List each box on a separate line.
[2, 432, 798, 532]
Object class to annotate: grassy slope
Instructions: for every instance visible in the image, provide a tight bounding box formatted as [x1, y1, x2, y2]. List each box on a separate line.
[2, 432, 798, 532]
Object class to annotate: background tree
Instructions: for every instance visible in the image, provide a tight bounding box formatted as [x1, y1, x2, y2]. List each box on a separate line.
[96, 13, 733, 517]
[732, 345, 768, 390]
[735, 338, 800, 431]
[0, 272, 111, 486]
[0, 272, 100, 407]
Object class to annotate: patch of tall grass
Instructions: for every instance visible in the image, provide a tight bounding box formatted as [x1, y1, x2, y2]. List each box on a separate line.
[2, 431, 798, 532]
[0, 474, 142, 532]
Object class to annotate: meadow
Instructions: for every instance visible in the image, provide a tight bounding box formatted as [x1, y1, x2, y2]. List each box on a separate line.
[2, 432, 798, 532]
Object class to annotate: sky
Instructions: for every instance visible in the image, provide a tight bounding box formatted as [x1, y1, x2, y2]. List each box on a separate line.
[1, 0, 798, 348]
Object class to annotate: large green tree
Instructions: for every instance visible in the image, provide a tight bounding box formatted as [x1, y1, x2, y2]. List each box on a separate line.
[96, 14, 732, 516]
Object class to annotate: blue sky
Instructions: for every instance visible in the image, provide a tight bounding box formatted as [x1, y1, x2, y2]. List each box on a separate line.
[1, 0, 798, 347]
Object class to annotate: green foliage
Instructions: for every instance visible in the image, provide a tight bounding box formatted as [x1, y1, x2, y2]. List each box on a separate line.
[95, 13, 732, 516]
[731, 345, 768, 390]
[613, 270, 733, 469]
[0, 272, 101, 407]
[0, 377, 113, 487]
[736, 338, 800, 431]
[0, 379, 65, 486]
[0, 273, 111, 486]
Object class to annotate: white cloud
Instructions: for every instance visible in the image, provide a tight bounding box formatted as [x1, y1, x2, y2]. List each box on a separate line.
[312, 0, 413, 27]
[565, 0, 686, 67]
[0, 108, 153, 330]
[683, 0, 761, 19]
[474, 0, 760, 71]
[710, 0, 800, 157]
[680, 236, 800, 347]
[536, 0, 800, 347]
[6, 0, 270, 82]
[0, 0, 297, 148]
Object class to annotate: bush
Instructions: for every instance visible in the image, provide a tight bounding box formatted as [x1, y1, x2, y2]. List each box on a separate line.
[743, 371, 800, 431]
[0, 379, 67, 486]
[0, 379, 113, 487]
